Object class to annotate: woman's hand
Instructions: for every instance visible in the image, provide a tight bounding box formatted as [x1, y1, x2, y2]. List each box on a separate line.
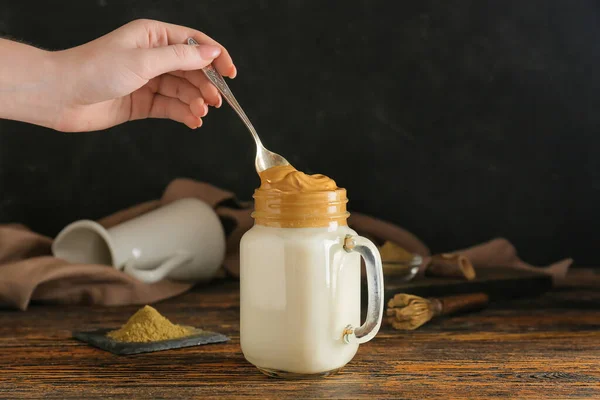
[0, 19, 236, 132]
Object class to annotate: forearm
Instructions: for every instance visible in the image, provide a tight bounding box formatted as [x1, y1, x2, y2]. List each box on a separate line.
[0, 39, 64, 129]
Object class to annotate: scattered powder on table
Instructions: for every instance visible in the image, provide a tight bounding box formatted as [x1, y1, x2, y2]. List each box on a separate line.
[107, 305, 195, 343]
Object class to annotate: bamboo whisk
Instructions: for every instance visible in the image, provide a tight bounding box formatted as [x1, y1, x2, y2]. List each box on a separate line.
[386, 292, 489, 330]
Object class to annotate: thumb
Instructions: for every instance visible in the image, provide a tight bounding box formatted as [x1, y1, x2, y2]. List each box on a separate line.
[137, 43, 221, 78]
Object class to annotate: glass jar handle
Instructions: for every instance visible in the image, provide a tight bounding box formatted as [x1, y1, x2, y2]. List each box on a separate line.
[342, 234, 384, 344]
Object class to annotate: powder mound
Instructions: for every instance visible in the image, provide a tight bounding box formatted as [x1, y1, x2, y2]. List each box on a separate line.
[379, 241, 414, 263]
[107, 305, 195, 343]
[258, 165, 338, 192]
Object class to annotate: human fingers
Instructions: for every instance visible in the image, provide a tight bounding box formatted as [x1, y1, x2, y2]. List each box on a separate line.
[146, 75, 208, 117]
[143, 19, 236, 78]
[131, 92, 202, 129]
[170, 70, 222, 108]
[133, 43, 221, 80]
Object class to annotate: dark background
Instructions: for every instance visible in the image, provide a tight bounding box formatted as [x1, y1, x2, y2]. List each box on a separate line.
[0, 1, 596, 265]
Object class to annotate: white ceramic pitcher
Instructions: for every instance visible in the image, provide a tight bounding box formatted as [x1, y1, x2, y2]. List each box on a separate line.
[52, 198, 226, 283]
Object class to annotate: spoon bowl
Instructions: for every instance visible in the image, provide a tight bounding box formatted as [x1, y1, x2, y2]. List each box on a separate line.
[255, 148, 290, 173]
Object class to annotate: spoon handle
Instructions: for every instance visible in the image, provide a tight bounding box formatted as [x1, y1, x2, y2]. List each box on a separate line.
[187, 38, 262, 147]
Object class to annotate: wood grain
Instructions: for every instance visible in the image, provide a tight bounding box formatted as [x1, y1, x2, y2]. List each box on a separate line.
[1, 270, 599, 399]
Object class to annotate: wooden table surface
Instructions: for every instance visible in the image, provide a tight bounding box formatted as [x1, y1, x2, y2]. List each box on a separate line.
[1, 270, 599, 399]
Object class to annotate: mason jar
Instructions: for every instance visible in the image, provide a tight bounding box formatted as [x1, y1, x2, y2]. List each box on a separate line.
[240, 176, 384, 378]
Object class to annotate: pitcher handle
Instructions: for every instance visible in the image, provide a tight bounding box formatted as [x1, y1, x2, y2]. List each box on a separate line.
[123, 251, 192, 284]
[342, 234, 384, 344]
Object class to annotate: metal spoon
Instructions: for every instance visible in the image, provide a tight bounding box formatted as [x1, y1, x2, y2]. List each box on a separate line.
[382, 254, 422, 282]
[187, 38, 290, 173]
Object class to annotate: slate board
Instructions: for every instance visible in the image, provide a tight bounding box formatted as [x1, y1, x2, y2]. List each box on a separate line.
[365, 267, 554, 302]
[73, 329, 229, 355]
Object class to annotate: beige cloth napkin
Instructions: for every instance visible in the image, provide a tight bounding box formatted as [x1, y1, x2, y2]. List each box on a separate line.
[0, 179, 572, 310]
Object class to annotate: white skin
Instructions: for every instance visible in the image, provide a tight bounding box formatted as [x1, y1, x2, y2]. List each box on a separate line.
[0, 19, 237, 132]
